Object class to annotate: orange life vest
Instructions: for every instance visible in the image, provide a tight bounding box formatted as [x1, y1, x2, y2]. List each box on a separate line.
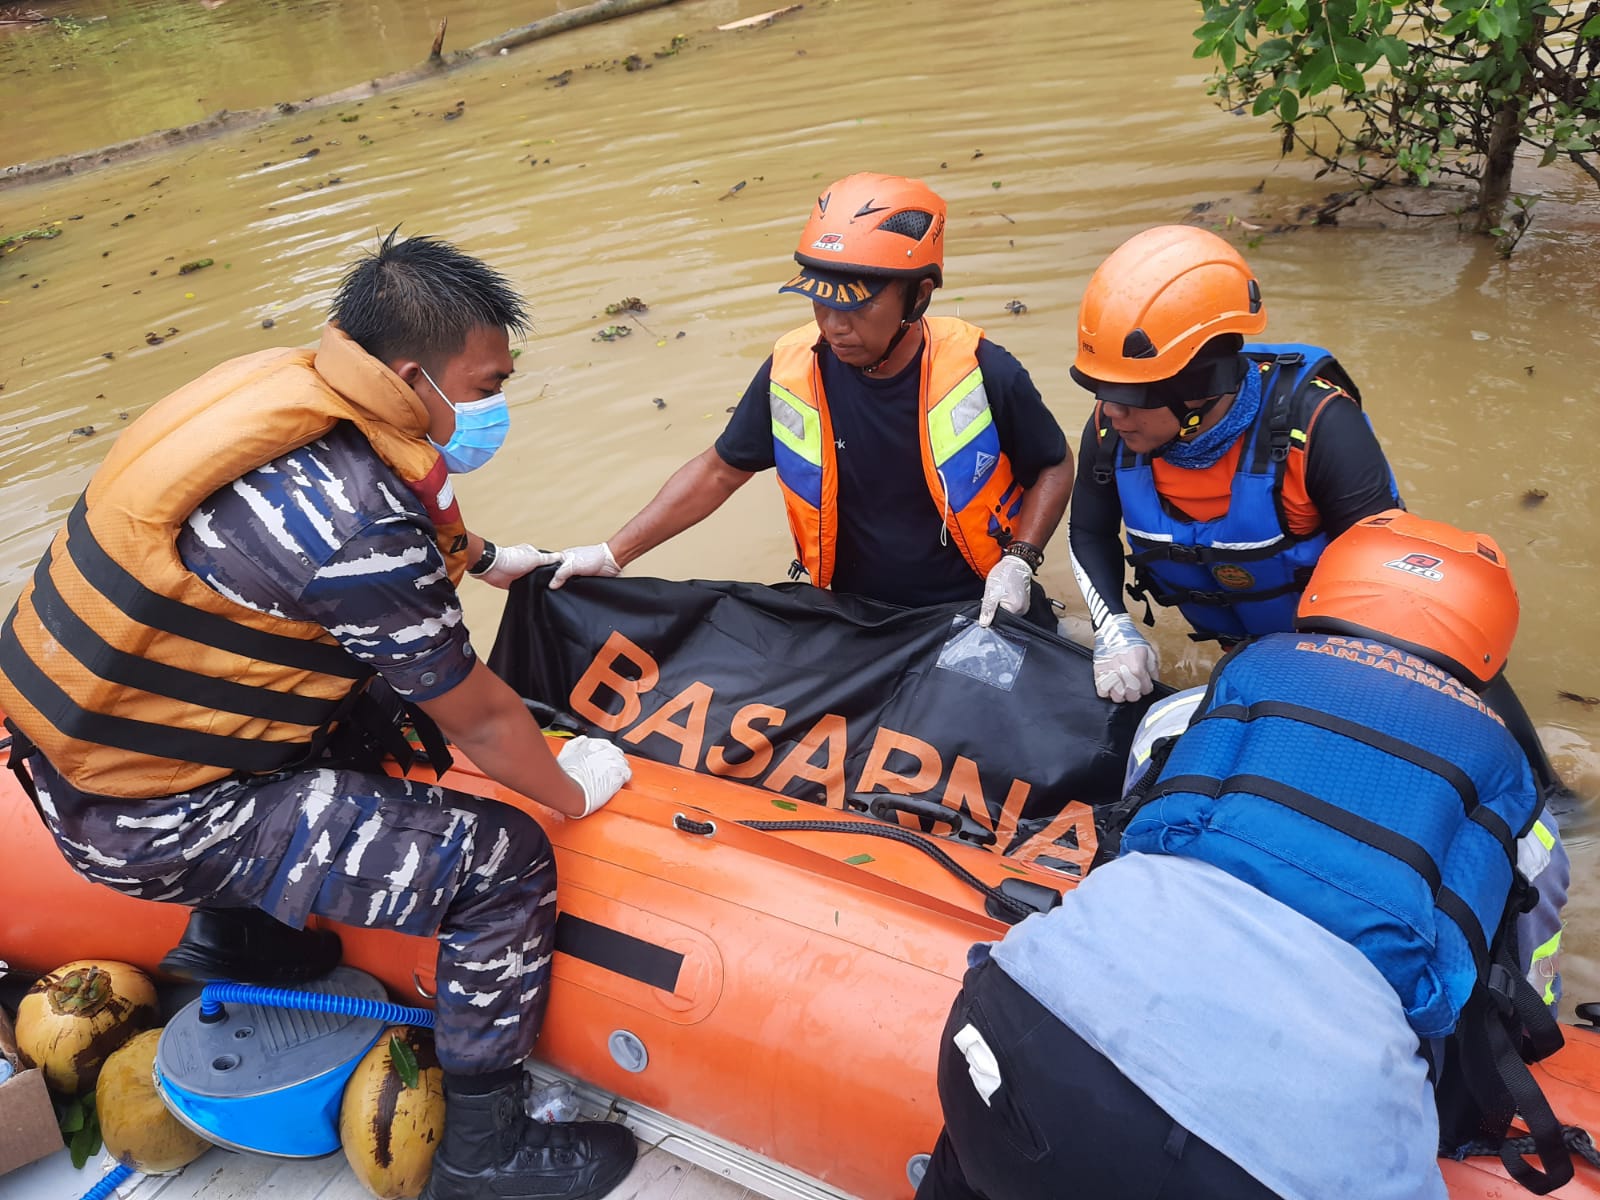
[767, 318, 1021, 588]
[0, 325, 471, 799]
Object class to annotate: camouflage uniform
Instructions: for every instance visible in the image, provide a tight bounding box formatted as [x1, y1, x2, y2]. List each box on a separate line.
[32, 426, 556, 1073]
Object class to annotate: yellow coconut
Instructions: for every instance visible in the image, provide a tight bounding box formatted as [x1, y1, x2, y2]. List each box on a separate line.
[339, 1026, 446, 1200]
[96, 1028, 212, 1173]
[16, 960, 159, 1094]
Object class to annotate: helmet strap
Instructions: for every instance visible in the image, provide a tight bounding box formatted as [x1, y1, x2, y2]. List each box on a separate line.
[1166, 392, 1226, 442]
[863, 280, 930, 376]
[863, 320, 914, 375]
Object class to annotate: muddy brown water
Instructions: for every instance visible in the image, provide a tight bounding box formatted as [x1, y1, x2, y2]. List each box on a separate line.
[4, 0, 1600, 1007]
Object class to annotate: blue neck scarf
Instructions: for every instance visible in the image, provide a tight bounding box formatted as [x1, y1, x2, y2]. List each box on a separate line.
[1158, 357, 1261, 469]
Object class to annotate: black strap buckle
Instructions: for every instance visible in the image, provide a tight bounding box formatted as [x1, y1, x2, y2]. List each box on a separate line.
[3, 717, 43, 819]
[788, 558, 806, 582]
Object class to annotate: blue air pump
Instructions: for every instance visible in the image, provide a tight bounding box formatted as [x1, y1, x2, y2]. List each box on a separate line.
[152, 967, 435, 1158]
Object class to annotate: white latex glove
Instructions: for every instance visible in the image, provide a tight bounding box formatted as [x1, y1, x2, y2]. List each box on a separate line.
[549, 543, 622, 590]
[978, 554, 1033, 628]
[477, 543, 561, 590]
[1093, 613, 1160, 703]
[557, 736, 632, 817]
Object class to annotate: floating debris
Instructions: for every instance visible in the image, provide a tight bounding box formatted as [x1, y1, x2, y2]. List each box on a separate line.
[261, 318, 276, 329]
[718, 180, 747, 201]
[178, 258, 214, 275]
[1004, 299, 1028, 316]
[68, 425, 97, 441]
[717, 6, 801, 31]
[593, 325, 633, 342]
[652, 397, 667, 410]
[622, 54, 645, 71]
[1522, 488, 1549, 508]
[1557, 690, 1599, 709]
[605, 296, 649, 315]
[0, 226, 60, 254]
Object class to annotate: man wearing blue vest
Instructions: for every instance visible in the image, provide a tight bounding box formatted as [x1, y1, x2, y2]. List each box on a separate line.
[1063, 224, 1568, 805]
[915, 511, 1574, 1200]
[1065, 225, 1401, 702]
[544, 173, 1074, 628]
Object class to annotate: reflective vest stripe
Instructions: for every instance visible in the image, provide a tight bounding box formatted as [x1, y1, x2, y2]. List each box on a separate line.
[926, 369, 992, 464]
[769, 382, 819, 464]
[1531, 926, 1563, 1004]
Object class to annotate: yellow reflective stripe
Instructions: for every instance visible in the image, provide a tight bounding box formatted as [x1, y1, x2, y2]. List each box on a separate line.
[1289, 428, 1307, 444]
[1532, 925, 1563, 1005]
[927, 369, 992, 464]
[769, 382, 822, 466]
[1534, 818, 1555, 850]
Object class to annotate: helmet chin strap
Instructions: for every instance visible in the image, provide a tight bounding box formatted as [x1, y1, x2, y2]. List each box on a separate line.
[1150, 392, 1227, 456]
[863, 285, 931, 376]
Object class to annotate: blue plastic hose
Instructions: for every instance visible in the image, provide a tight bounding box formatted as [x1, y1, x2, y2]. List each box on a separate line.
[198, 983, 436, 1027]
[79, 1162, 134, 1200]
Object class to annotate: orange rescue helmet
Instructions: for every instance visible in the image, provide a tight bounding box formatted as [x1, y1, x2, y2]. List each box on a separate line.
[790, 173, 947, 287]
[1296, 509, 1519, 688]
[1071, 225, 1267, 407]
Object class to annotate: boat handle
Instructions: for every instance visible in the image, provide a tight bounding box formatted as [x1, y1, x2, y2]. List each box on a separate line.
[855, 793, 999, 847]
[672, 813, 717, 837]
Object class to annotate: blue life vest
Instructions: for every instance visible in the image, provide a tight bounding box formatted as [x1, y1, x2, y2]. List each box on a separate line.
[1120, 631, 1538, 1039]
[1101, 343, 1398, 642]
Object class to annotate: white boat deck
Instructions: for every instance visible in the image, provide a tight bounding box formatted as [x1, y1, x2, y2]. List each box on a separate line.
[6, 1137, 759, 1200]
[4, 1064, 857, 1200]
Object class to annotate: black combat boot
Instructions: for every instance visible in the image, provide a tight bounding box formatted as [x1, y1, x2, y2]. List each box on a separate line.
[158, 906, 343, 985]
[422, 1072, 637, 1200]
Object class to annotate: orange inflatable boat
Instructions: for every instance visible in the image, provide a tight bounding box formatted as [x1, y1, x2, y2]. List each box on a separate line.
[2, 733, 1598, 1199]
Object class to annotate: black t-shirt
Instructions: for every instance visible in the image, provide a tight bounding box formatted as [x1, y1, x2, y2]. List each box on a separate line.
[715, 334, 1067, 608]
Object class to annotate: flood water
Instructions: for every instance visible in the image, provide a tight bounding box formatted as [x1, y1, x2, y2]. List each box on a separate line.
[3, 0, 1600, 999]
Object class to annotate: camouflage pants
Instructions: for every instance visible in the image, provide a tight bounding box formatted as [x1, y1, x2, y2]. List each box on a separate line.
[32, 756, 556, 1074]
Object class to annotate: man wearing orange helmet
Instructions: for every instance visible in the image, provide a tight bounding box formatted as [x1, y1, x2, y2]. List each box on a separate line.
[1064, 224, 1400, 701]
[547, 173, 1073, 627]
[916, 512, 1572, 1200]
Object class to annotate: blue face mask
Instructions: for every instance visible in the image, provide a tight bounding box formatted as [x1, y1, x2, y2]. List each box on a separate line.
[420, 367, 510, 474]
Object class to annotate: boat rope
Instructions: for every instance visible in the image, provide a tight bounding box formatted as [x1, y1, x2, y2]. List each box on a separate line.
[1448, 1124, 1600, 1170]
[736, 818, 1036, 921]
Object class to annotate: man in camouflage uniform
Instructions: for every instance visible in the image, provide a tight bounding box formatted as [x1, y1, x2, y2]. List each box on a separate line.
[0, 234, 637, 1200]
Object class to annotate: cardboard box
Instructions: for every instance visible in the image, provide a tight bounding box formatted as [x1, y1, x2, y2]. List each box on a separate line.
[0, 1006, 63, 1176]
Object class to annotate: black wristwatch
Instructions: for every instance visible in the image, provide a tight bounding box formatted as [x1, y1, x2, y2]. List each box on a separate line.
[468, 540, 498, 576]
[1003, 541, 1044, 571]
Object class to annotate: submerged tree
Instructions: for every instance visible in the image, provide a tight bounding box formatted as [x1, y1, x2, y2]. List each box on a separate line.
[1193, 1, 1600, 235]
